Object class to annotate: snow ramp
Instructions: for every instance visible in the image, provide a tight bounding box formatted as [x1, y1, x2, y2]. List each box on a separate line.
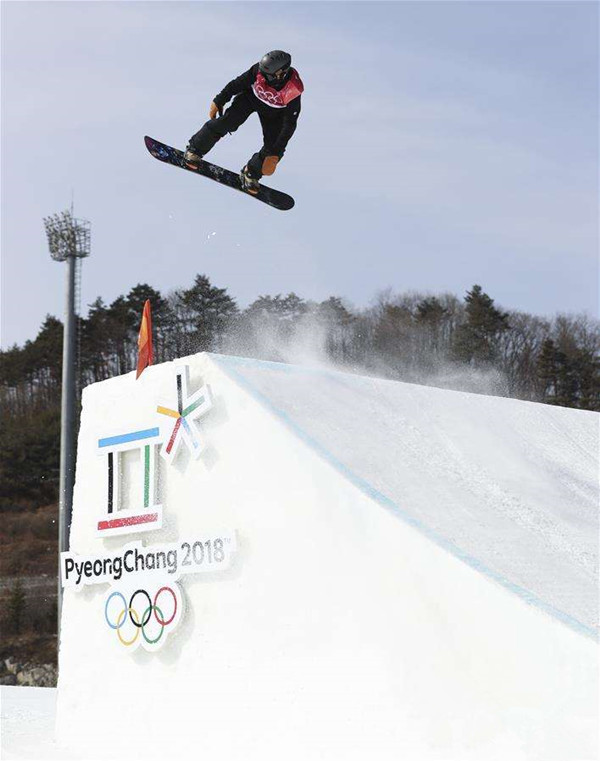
[57, 352, 598, 760]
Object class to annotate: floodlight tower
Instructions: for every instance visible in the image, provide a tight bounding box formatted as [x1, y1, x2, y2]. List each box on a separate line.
[44, 209, 91, 622]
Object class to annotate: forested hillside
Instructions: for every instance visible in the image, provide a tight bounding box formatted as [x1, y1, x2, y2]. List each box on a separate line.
[2, 276, 599, 511]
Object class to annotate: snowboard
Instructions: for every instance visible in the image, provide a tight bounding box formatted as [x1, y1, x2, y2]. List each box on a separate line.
[144, 136, 295, 211]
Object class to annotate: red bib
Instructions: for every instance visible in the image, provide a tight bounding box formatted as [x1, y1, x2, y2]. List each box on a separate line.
[252, 68, 304, 109]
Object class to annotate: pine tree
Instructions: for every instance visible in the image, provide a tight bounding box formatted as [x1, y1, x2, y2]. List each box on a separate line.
[179, 274, 238, 352]
[80, 298, 112, 382]
[315, 297, 354, 362]
[537, 338, 559, 402]
[415, 297, 447, 326]
[554, 349, 577, 408]
[452, 285, 510, 364]
[7, 580, 26, 634]
[415, 296, 448, 361]
[574, 349, 600, 410]
[32, 316, 63, 398]
[105, 296, 135, 375]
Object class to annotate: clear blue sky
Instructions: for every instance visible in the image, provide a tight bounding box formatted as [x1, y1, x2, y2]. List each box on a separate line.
[2, 1, 598, 348]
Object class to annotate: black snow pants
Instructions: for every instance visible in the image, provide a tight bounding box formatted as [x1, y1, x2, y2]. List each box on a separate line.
[188, 91, 288, 179]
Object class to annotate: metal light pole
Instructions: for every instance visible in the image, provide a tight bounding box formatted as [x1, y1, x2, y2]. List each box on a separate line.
[43, 210, 91, 627]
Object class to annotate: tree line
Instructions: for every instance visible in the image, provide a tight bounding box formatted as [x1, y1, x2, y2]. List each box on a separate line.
[1, 275, 598, 508]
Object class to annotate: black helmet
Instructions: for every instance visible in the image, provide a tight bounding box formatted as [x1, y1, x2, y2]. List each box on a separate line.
[259, 50, 292, 86]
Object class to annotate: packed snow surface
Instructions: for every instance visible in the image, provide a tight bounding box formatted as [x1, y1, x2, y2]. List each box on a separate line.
[1, 687, 59, 760]
[216, 355, 598, 635]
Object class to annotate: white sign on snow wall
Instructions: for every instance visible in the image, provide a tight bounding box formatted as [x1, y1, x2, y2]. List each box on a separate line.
[59, 361, 236, 654]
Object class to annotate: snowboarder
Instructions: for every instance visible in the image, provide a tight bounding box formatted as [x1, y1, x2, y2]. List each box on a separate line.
[184, 50, 303, 194]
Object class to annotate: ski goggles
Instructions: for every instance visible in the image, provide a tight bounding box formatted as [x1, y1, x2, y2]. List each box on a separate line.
[264, 67, 289, 83]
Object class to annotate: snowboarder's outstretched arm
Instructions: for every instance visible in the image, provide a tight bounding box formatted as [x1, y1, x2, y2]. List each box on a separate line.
[213, 64, 259, 111]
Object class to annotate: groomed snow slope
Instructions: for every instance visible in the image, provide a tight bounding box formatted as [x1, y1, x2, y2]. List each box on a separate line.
[53, 353, 597, 761]
[215, 354, 598, 636]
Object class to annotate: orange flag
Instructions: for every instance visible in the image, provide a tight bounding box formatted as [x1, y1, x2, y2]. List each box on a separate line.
[136, 299, 154, 379]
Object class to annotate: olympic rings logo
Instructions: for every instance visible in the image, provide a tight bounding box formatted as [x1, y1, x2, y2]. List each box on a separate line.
[252, 83, 285, 108]
[104, 585, 181, 650]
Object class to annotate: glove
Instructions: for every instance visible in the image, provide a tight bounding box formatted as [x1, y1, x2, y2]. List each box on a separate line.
[209, 101, 222, 119]
[261, 155, 279, 176]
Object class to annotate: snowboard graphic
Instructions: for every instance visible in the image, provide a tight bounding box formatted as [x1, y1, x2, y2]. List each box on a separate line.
[144, 136, 295, 211]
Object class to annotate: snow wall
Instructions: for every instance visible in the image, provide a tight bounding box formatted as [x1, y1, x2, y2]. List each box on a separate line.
[56, 352, 598, 760]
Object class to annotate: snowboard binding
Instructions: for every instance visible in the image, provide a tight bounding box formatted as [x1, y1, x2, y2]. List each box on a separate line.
[240, 166, 260, 195]
[183, 144, 204, 169]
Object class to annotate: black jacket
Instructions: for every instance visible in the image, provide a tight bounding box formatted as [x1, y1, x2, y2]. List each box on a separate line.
[213, 64, 301, 156]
